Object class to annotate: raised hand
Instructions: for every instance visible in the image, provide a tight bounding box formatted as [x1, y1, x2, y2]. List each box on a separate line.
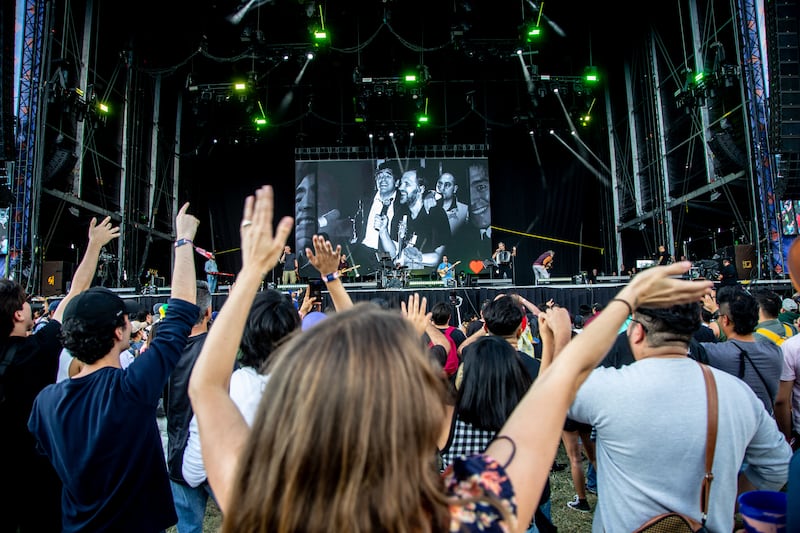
[175, 202, 200, 242]
[239, 186, 293, 275]
[305, 235, 341, 275]
[401, 293, 431, 336]
[88, 216, 121, 247]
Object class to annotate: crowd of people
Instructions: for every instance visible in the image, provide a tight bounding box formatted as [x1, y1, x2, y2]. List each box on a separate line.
[0, 185, 798, 532]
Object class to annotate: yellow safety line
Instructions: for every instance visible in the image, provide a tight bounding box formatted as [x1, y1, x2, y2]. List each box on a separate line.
[490, 225, 605, 253]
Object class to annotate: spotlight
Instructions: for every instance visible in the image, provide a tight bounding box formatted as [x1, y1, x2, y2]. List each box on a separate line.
[529, 130, 534, 136]
[368, 133, 374, 139]
[515, 48, 523, 56]
[409, 131, 415, 137]
[389, 132, 394, 138]
[307, 51, 315, 60]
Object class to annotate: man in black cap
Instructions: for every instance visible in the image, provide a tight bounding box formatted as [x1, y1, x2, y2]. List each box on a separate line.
[28, 203, 200, 533]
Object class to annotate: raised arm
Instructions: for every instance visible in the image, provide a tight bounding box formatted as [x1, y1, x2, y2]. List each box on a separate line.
[188, 186, 292, 513]
[486, 262, 713, 531]
[457, 322, 486, 356]
[512, 294, 542, 316]
[171, 203, 200, 304]
[52, 216, 120, 323]
[305, 235, 354, 312]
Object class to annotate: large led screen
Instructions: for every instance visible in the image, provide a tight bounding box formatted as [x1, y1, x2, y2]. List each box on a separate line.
[295, 158, 492, 278]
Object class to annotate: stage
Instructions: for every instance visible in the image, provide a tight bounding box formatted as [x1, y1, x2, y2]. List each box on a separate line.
[118, 276, 796, 323]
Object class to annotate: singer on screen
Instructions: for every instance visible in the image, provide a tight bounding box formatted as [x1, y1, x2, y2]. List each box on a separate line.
[375, 169, 450, 268]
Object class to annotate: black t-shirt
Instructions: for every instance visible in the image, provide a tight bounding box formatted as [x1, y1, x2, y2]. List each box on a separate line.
[282, 253, 297, 272]
[466, 320, 485, 337]
[517, 349, 540, 381]
[0, 321, 64, 529]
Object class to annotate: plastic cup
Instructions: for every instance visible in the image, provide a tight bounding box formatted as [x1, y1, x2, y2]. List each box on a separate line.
[738, 490, 787, 533]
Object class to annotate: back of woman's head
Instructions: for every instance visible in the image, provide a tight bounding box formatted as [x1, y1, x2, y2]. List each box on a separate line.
[457, 335, 532, 431]
[225, 303, 450, 533]
[239, 289, 300, 370]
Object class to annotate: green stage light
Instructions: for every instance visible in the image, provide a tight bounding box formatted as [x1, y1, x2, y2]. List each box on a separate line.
[253, 101, 269, 131]
[526, 26, 542, 42]
[311, 4, 329, 46]
[416, 97, 430, 126]
[694, 71, 705, 84]
[97, 102, 110, 114]
[404, 74, 417, 83]
[584, 66, 600, 84]
[233, 82, 247, 92]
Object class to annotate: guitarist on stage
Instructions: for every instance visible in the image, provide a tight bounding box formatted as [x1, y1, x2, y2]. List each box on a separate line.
[437, 256, 460, 287]
[337, 254, 357, 281]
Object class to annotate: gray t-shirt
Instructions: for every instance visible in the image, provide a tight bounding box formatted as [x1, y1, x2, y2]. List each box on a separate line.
[701, 339, 783, 413]
[568, 357, 791, 533]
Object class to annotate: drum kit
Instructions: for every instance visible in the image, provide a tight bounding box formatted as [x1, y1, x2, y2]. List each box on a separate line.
[375, 252, 409, 288]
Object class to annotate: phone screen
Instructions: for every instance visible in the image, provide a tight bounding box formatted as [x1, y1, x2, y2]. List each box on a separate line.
[309, 279, 323, 306]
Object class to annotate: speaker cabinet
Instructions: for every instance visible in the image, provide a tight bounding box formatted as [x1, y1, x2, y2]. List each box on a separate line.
[41, 261, 74, 297]
[734, 244, 756, 280]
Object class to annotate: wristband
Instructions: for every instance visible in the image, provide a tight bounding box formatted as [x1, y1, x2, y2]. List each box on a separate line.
[322, 271, 340, 283]
[174, 238, 194, 249]
[609, 298, 634, 316]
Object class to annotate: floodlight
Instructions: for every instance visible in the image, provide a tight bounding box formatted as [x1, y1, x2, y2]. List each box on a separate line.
[233, 82, 247, 91]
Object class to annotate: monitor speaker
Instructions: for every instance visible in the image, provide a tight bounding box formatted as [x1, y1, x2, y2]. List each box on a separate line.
[734, 244, 756, 280]
[41, 261, 74, 297]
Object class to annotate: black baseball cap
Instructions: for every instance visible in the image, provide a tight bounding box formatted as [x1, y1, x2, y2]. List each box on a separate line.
[62, 287, 128, 329]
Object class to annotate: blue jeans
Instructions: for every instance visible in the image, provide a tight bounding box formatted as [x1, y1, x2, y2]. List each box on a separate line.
[526, 500, 552, 533]
[586, 461, 597, 491]
[170, 480, 214, 533]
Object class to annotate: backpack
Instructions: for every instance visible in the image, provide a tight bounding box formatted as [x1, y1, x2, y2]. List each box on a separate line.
[440, 326, 460, 376]
[755, 322, 794, 346]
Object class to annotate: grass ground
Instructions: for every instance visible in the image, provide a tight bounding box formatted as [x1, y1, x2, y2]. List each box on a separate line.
[168, 442, 595, 532]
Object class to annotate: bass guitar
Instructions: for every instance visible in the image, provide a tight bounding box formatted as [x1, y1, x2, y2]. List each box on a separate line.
[437, 260, 461, 279]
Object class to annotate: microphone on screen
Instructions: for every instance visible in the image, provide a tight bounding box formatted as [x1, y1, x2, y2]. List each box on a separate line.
[318, 209, 341, 228]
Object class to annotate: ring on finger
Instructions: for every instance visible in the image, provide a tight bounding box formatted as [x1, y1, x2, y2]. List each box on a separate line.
[241, 220, 253, 228]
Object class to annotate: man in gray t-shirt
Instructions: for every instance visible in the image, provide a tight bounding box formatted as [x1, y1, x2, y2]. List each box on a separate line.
[701, 285, 783, 414]
[567, 302, 790, 532]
